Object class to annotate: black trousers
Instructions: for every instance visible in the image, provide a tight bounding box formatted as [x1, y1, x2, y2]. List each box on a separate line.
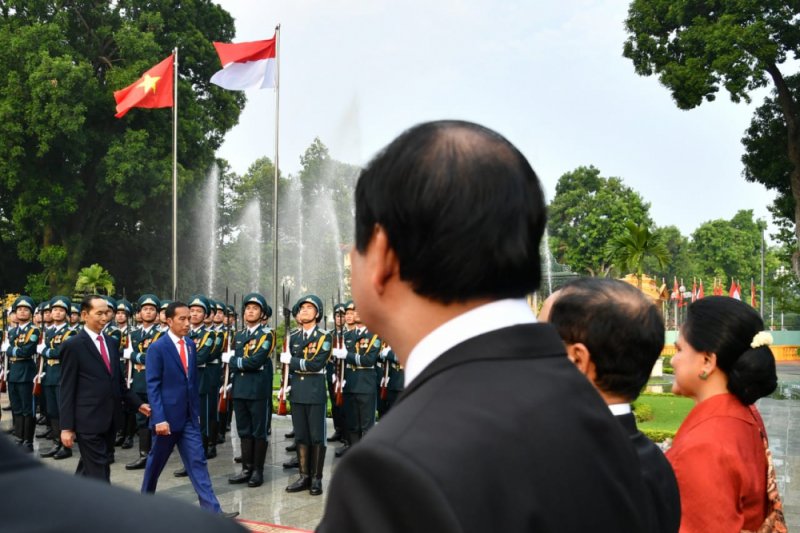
[43, 384, 60, 419]
[344, 392, 376, 435]
[8, 382, 33, 416]
[291, 403, 326, 445]
[75, 428, 116, 482]
[233, 398, 268, 439]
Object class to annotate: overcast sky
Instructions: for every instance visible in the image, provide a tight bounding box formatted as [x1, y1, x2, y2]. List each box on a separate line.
[215, 0, 778, 239]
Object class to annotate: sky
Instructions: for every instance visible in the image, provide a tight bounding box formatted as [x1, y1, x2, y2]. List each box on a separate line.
[215, 0, 779, 239]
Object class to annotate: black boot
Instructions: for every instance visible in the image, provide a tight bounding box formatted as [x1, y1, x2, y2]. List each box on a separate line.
[228, 437, 254, 484]
[22, 415, 35, 451]
[285, 443, 311, 492]
[39, 418, 61, 458]
[125, 428, 150, 470]
[309, 444, 326, 495]
[285, 430, 295, 439]
[12, 415, 23, 444]
[248, 439, 268, 487]
[36, 423, 53, 439]
[282, 455, 299, 469]
[286, 441, 297, 452]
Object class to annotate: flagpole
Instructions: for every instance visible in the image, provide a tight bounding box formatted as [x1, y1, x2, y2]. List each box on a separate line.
[172, 46, 179, 300]
[272, 24, 281, 331]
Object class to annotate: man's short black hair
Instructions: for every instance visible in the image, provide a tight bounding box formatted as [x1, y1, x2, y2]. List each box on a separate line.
[548, 278, 665, 401]
[165, 301, 188, 319]
[80, 295, 106, 314]
[354, 120, 546, 303]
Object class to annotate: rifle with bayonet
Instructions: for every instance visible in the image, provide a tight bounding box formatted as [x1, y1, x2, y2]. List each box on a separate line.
[0, 300, 7, 394]
[218, 288, 232, 415]
[277, 285, 291, 416]
[33, 306, 45, 397]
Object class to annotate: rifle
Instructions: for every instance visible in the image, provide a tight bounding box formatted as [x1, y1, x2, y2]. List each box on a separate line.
[218, 287, 231, 414]
[0, 302, 7, 393]
[125, 324, 133, 389]
[33, 306, 45, 397]
[379, 345, 390, 401]
[334, 324, 344, 407]
[277, 285, 291, 416]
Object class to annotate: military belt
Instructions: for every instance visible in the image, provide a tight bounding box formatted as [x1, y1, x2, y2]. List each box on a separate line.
[207, 360, 220, 365]
[295, 371, 325, 375]
[197, 364, 206, 369]
[46, 360, 60, 366]
[9, 357, 29, 363]
[349, 365, 375, 370]
[134, 364, 145, 371]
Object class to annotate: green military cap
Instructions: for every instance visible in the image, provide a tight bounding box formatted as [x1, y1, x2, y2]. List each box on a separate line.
[115, 299, 133, 315]
[159, 299, 172, 312]
[34, 304, 43, 314]
[344, 300, 356, 311]
[103, 296, 117, 310]
[242, 292, 267, 315]
[225, 305, 235, 316]
[42, 300, 52, 311]
[13, 296, 35, 312]
[69, 303, 80, 314]
[50, 296, 72, 311]
[333, 303, 346, 315]
[138, 294, 161, 309]
[296, 295, 324, 322]
[214, 300, 225, 313]
[188, 294, 210, 315]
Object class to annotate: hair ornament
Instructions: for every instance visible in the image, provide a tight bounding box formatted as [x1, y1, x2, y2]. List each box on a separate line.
[750, 331, 773, 349]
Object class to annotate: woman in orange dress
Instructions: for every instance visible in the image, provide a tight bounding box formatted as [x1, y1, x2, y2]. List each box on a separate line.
[667, 296, 778, 532]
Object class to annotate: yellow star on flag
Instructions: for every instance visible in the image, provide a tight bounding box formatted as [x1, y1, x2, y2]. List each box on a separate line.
[137, 73, 161, 94]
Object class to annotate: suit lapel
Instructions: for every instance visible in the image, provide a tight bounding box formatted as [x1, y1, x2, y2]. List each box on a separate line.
[81, 329, 110, 376]
[166, 335, 190, 379]
[398, 323, 567, 402]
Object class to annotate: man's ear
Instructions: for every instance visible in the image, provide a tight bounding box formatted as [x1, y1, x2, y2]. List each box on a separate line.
[369, 225, 399, 295]
[566, 343, 593, 377]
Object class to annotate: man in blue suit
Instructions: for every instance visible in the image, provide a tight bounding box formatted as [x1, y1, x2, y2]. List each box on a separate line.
[140, 301, 238, 519]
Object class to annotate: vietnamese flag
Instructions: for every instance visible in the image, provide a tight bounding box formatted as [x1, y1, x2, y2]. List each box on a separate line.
[211, 37, 276, 90]
[114, 54, 174, 118]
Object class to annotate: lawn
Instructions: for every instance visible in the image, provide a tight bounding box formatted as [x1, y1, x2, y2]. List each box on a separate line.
[633, 393, 695, 442]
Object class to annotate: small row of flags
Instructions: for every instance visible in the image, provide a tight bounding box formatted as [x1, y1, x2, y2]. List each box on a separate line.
[113, 36, 277, 117]
[669, 277, 758, 307]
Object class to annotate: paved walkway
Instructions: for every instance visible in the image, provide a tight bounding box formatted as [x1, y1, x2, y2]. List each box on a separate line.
[2, 363, 797, 530]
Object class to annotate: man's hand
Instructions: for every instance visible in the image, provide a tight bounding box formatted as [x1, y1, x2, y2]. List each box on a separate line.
[279, 351, 292, 364]
[139, 403, 151, 417]
[61, 429, 76, 448]
[154, 421, 170, 436]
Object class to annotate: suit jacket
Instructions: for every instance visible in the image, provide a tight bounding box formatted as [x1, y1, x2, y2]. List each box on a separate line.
[0, 434, 245, 532]
[317, 323, 650, 532]
[616, 412, 681, 533]
[146, 333, 200, 430]
[59, 328, 142, 434]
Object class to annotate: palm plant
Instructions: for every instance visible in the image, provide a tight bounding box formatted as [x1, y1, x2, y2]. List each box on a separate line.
[74, 264, 115, 295]
[605, 222, 669, 289]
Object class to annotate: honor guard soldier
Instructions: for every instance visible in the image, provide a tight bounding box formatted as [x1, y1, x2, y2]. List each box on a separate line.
[225, 293, 275, 488]
[216, 304, 236, 445]
[326, 303, 347, 443]
[280, 295, 332, 496]
[68, 303, 81, 331]
[158, 300, 172, 332]
[1, 296, 40, 450]
[204, 300, 225, 454]
[332, 301, 381, 456]
[379, 345, 404, 414]
[114, 299, 136, 449]
[102, 297, 123, 347]
[38, 296, 76, 459]
[125, 294, 164, 470]
[173, 294, 217, 478]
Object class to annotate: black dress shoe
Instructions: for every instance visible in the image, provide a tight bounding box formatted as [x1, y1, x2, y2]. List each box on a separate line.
[220, 511, 239, 519]
[309, 477, 323, 496]
[36, 428, 53, 439]
[234, 455, 242, 463]
[206, 445, 217, 459]
[282, 456, 299, 469]
[173, 467, 188, 477]
[53, 446, 72, 460]
[114, 434, 125, 447]
[286, 442, 296, 452]
[125, 456, 148, 470]
[39, 445, 59, 458]
[284, 431, 295, 439]
[121, 436, 134, 449]
[285, 475, 311, 493]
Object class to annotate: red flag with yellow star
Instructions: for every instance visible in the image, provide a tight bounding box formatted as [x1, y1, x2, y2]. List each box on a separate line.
[113, 54, 174, 118]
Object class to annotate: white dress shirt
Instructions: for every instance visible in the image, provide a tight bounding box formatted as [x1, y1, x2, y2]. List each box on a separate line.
[404, 298, 537, 387]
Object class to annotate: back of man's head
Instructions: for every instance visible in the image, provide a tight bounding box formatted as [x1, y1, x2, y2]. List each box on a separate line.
[548, 278, 665, 402]
[354, 120, 546, 303]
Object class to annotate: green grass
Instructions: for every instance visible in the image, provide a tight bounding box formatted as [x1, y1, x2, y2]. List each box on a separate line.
[634, 393, 695, 442]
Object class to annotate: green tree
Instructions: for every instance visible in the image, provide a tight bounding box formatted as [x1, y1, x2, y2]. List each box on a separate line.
[75, 263, 115, 295]
[0, 1, 244, 295]
[548, 166, 652, 276]
[689, 210, 763, 287]
[642, 225, 695, 285]
[606, 221, 669, 289]
[623, 1, 800, 274]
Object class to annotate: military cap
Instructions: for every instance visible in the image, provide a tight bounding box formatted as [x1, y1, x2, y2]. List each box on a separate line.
[138, 294, 161, 309]
[103, 296, 117, 310]
[69, 303, 80, 315]
[12, 296, 35, 312]
[296, 295, 323, 322]
[160, 299, 173, 312]
[344, 300, 356, 311]
[333, 303, 346, 315]
[50, 296, 72, 311]
[42, 301, 52, 311]
[242, 292, 268, 314]
[188, 294, 210, 315]
[225, 305, 235, 316]
[213, 300, 225, 313]
[115, 299, 133, 315]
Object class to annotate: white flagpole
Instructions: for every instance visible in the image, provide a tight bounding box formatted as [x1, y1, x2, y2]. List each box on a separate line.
[172, 46, 179, 299]
[272, 24, 281, 330]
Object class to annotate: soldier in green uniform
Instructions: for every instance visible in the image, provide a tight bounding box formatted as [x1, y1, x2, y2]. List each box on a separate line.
[38, 296, 77, 460]
[158, 300, 171, 332]
[280, 295, 331, 496]
[332, 301, 381, 457]
[114, 299, 137, 449]
[2, 296, 40, 450]
[68, 303, 81, 331]
[125, 294, 164, 470]
[333, 301, 357, 457]
[209, 301, 228, 448]
[225, 292, 274, 488]
[379, 344, 404, 414]
[326, 303, 347, 443]
[36, 301, 51, 428]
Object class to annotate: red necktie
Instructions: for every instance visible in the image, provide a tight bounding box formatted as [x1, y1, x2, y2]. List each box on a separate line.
[178, 338, 187, 374]
[96, 335, 111, 374]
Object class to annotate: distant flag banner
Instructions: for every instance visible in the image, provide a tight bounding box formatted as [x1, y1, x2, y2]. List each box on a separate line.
[730, 280, 741, 301]
[751, 279, 757, 308]
[211, 37, 277, 90]
[691, 279, 697, 303]
[698, 280, 704, 300]
[114, 54, 174, 118]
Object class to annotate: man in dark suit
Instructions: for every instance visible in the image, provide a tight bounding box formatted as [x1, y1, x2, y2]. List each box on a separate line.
[140, 301, 237, 518]
[59, 295, 151, 481]
[317, 120, 651, 532]
[543, 278, 681, 533]
[0, 433, 246, 532]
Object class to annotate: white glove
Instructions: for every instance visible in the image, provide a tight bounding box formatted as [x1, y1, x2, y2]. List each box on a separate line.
[279, 351, 292, 364]
[0, 340, 9, 352]
[36, 343, 45, 355]
[37, 372, 46, 381]
[221, 352, 233, 363]
[380, 347, 389, 360]
[333, 348, 347, 360]
[123, 347, 133, 360]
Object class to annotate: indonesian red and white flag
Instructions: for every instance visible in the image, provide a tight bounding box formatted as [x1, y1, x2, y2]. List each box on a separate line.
[697, 280, 705, 300]
[211, 37, 276, 90]
[730, 280, 741, 300]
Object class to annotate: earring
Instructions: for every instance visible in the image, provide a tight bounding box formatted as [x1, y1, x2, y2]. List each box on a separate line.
[699, 371, 708, 381]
